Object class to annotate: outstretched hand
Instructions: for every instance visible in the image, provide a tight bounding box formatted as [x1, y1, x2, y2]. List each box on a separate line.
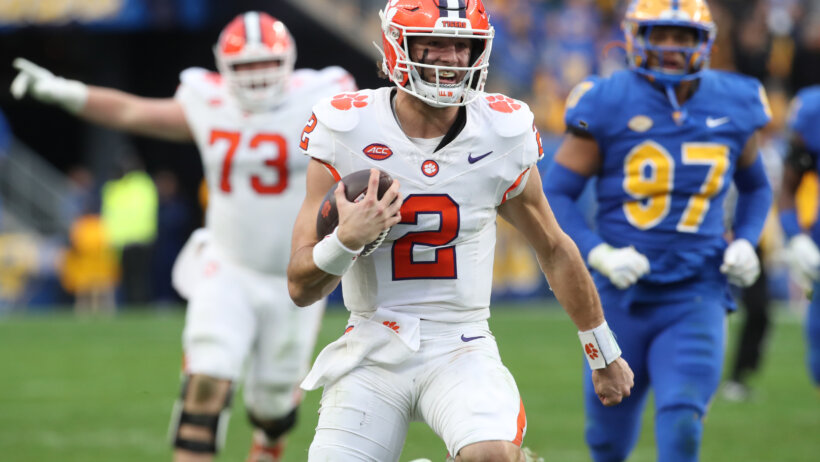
[10, 57, 88, 113]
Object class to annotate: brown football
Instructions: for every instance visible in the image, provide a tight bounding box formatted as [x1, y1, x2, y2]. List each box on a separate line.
[316, 169, 395, 255]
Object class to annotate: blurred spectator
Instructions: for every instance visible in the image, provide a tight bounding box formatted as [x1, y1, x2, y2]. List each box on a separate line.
[152, 169, 189, 304]
[101, 152, 158, 305]
[64, 165, 99, 224]
[59, 214, 119, 315]
[0, 233, 38, 310]
[0, 108, 10, 155]
[0, 108, 11, 231]
[542, 0, 603, 90]
[790, 5, 820, 90]
[488, 1, 543, 98]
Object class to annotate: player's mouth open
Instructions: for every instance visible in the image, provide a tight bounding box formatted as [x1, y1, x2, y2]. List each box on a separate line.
[660, 57, 685, 72]
[434, 70, 458, 84]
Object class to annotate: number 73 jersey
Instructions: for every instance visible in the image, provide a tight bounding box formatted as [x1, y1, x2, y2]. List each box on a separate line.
[301, 88, 543, 322]
[175, 66, 355, 275]
[565, 69, 771, 251]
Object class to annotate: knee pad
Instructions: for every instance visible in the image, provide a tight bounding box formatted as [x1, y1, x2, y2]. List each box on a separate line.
[168, 375, 234, 454]
[247, 408, 298, 442]
[655, 405, 702, 462]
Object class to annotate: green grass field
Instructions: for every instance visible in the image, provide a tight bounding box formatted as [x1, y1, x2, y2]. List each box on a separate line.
[2, 303, 818, 461]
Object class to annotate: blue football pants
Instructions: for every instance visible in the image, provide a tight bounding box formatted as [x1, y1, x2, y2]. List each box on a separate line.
[584, 292, 726, 462]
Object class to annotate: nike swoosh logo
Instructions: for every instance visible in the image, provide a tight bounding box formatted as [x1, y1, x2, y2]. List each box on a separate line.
[461, 334, 485, 342]
[468, 151, 493, 164]
[706, 116, 731, 128]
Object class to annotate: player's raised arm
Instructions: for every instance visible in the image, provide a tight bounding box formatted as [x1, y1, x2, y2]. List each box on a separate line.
[287, 164, 402, 306]
[498, 166, 634, 406]
[11, 57, 191, 142]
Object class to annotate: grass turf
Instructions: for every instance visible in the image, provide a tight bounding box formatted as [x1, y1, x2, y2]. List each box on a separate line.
[1, 303, 817, 461]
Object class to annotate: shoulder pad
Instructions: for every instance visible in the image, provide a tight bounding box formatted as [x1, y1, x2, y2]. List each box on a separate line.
[312, 89, 377, 133]
[316, 66, 358, 92]
[718, 71, 772, 127]
[478, 93, 535, 137]
[710, 71, 762, 102]
[178, 67, 224, 99]
[793, 86, 820, 119]
[291, 67, 357, 97]
[566, 77, 601, 110]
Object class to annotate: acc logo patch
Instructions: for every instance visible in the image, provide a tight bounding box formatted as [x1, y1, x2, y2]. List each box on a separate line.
[627, 115, 653, 132]
[363, 143, 393, 160]
[421, 160, 439, 177]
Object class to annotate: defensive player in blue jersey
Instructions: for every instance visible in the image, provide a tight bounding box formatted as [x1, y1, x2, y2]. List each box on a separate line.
[542, 1, 773, 461]
[779, 86, 820, 391]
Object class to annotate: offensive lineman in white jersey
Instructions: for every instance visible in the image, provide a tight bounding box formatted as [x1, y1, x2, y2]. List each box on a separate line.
[11, 11, 356, 462]
[287, 1, 634, 460]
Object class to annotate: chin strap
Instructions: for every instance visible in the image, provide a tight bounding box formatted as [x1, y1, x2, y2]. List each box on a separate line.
[664, 84, 687, 125]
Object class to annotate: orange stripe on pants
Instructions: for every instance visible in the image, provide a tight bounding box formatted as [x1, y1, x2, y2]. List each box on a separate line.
[513, 398, 527, 446]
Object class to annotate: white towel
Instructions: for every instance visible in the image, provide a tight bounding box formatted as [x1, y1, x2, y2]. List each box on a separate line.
[301, 308, 420, 390]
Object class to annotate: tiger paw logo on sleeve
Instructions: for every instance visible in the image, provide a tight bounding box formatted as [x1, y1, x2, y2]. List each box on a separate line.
[486, 94, 522, 113]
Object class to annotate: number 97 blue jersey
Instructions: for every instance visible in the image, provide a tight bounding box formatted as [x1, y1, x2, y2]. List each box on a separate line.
[564, 69, 770, 285]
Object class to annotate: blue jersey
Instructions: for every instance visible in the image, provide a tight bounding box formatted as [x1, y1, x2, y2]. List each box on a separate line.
[789, 86, 820, 245]
[790, 85, 820, 156]
[564, 70, 770, 285]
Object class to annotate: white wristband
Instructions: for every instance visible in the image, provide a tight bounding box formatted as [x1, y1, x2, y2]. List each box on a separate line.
[312, 227, 364, 276]
[578, 321, 622, 370]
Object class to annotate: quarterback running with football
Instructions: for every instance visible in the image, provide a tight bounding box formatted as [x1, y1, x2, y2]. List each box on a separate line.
[11, 12, 356, 462]
[287, 1, 633, 460]
[543, 1, 772, 461]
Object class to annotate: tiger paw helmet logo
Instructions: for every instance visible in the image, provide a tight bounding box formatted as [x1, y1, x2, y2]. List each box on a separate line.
[331, 92, 369, 110]
[486, 95, 522, 113]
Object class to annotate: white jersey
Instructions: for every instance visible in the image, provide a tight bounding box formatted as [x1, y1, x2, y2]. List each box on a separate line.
[175, 66, 356, 275]
[303, 87, 543, 322]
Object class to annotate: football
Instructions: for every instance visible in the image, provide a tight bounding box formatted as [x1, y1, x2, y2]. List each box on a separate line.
[316, 169, 395, 256]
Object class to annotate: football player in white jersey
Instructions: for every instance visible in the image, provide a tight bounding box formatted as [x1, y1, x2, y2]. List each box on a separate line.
[286, 1, 634, 460]
[11, 11, 356, 462]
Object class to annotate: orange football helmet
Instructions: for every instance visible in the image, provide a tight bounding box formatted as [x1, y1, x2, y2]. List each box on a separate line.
[213, 11, 296, 111]
[378, 0, 494, 107]
[623, 0, 716, 84]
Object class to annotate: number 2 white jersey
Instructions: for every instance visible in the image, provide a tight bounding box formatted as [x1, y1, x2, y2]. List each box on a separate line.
[175, 66, 356, 275]
[302, 88, 544, 322]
